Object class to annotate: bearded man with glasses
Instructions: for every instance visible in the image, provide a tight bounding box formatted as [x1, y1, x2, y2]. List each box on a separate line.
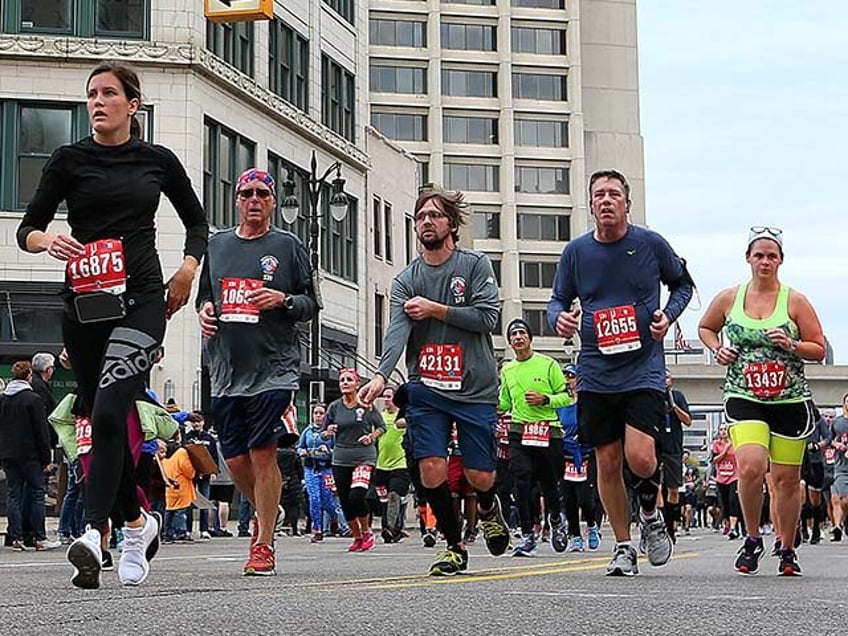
[197, 168, 318, 576]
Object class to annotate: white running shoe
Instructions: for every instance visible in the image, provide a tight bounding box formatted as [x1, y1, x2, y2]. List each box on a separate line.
[67, 526, 103, 590]
[118, 511, 159, 586]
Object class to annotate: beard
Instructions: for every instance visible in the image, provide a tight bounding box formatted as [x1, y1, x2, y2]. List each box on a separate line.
[419, 234, 447, 250]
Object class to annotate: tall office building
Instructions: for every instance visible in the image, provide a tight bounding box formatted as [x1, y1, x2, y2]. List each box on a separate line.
[369, 0, 644, 359]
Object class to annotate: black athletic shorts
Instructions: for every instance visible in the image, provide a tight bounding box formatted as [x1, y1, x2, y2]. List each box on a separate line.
[578, 390, 666, 447]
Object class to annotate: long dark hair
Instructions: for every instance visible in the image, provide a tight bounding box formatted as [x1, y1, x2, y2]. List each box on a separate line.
[87, 61, 143, 138]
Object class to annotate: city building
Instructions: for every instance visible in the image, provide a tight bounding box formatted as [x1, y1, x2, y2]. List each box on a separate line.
[368, 0, 645, 361]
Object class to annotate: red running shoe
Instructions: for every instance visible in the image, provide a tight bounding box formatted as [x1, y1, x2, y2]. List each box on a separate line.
[347, 537, 364, 552]
[243, 543, 276, 576]
[360, 532, 375, 551]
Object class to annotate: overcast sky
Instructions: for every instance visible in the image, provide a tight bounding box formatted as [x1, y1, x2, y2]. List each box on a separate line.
[637, 2, 848, 361]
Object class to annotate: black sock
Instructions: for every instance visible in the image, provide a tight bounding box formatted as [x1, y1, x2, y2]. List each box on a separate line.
[425, 482, 463, 548]
[634, 469, 661, 516]
[476, 487, 496, 513]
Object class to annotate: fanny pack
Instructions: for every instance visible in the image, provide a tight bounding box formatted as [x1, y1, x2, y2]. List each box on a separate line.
[73, 292, 126, 324]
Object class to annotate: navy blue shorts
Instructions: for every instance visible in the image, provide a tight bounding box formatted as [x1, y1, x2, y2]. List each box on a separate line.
[405, 382, 497, 472]
[210, 389, 295, 460]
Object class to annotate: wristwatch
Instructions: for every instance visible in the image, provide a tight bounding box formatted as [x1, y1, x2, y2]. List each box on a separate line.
[790, 338, 800, 352]
[283, 295, 294, 310]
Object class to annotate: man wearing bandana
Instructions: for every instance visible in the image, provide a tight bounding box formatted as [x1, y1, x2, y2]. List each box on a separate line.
[196, 168, 318, 576]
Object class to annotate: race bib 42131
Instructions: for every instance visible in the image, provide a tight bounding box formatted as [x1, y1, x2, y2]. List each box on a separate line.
[418, 344, 463, 391]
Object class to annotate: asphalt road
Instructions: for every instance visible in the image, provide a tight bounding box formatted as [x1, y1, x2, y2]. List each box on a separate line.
[1, 526, 847, 635]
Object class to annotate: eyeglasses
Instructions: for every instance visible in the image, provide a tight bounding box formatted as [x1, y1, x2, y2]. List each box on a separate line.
[414, 209, 447, 222]
[237, 188, 273, 200]
[750, 226, 782, 237]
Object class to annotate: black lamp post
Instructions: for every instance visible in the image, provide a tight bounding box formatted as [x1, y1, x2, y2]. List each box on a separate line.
[280, 150, 350, 378]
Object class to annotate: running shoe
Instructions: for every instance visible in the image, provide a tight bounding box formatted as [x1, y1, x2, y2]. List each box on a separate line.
[639, 511, 673, 567]
[735, 536, 765, 575]
[11, 540, 29, 552]
[771, 537, 782, 556]
[550, 514, 568, 553]
[830, 526, 843, 542]
[606, 544, 639, 576]
[347, 537, 364, 552]
[478, 495, 510, 556]
[567, 535, 585, 553]
[199, 531, 212, 541]
[381, 527, 396, 544]
[587, 524, 601, 552]
[243, 543, 276, 576]
[118, 510, 159, 586]
[67, 526, 103, 590]
[422, 529, 438, 548]
[512, 534, 537, 557]
[101, 549, 114, 571]
[35, 539, 61, 551]
[727, 528, 740, 540]
[810, 525, 822, 545]
[310, 531, 324, 543]
[360, 532, 375, 551]
[148, 511, 162, 562]
[463, 528, 477, 544]
[777, 548, 802, 577]
[429, 546, 469, 576]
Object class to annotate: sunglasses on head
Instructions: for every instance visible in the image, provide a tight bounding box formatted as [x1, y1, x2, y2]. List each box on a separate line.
[237, 188, 273, 200]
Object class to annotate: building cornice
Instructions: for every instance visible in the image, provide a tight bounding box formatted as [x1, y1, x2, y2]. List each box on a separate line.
[0, 34, 369, 171]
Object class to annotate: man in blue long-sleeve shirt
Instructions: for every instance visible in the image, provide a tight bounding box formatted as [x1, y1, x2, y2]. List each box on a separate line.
[547, 169, 694, 576]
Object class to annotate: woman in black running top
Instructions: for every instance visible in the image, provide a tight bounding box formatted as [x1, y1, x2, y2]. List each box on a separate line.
[16, 61, 208, 589]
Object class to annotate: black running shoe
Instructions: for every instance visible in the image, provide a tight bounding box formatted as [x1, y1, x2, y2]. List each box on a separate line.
[735, 536, 765, 575]
[428, 546, 468, 576]
[381, 528, 395, 544]
[777, 549, 802, 577]
[422, 529, 437, 548]
[478, 495, 510, 556]
[101, 549, 114, 571]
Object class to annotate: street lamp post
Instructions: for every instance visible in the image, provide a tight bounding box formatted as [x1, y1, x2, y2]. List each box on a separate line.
[280, 150, 350, 381]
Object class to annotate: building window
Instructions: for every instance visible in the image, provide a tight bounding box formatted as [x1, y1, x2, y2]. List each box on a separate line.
[512, 26, 566, 55]
[373, 196, 383, 258]
[416, 158, 429, 187]
[470, 210, 500, 239]
[444, 0, 495, 5]
[323, 0, 354, 25]
[489, 257, 502, 285]
[322, 55, 356, 142]
[515, 119, 568, 148]
[0, 282, 65, 346]
[370, 65, 427, 94]
[512, 73, 567, 101]
[520, 260, 558, 288]
[518, 211, 570, 241]
[11, 0, 148, 38]
[442, 69, 497, 97]
[268, 152, 309, 243]
[374, 293, 385, 357]
[207, 20, 255, 77]
[523, 307, 558, 336]
[321, 191, 358, 282]
[515, 166, 569, 194]
[440, 23, 496, 51]
[444, 116, 498, 144]
[444, 162, 499, 192]
[371, 112, 428, 141]
[370, 19, 426, 47]
[269, 19, 309, 113]
[384, 202, 394, 263]
[405, 215, 416, 264]
[203, 118, 256, 228]
[511, 0, 565, 8]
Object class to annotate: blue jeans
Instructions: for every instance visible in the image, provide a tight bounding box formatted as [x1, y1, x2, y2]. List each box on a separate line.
[164, 507, 189, 540]
[58, 460, 85, 538]
[3, 458, 47, 542]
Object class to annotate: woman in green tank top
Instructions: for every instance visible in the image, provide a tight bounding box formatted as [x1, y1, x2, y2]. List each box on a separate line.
[698, 226, 825, 577]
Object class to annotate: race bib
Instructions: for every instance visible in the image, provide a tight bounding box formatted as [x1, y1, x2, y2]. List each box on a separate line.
[521, 421, 550, 447]
[418, 344, 463, 391]
[351, 464, 373, 489]
[743, 361, 786, 398]
[593, 305, 641, 354]
[67, 239, 126, 295]
[717, 460, 735, 479]
[824, 447, 836, 465]
[564, 459, 589, 482]
[322, 472, 337, 493]
[219, 278, 264, 323]
[75, 415, 93, 456]
[375, 485, 389, 502]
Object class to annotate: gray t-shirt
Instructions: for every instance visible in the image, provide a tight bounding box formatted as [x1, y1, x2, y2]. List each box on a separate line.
[326, 399, 386, 468]
[376, 247, 500, 403]
[831, 415, 848, 473]
[197, 227, 317, 397]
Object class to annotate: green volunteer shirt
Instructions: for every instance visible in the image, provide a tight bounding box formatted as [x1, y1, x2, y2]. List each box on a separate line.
[376, 410, 407, 471]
